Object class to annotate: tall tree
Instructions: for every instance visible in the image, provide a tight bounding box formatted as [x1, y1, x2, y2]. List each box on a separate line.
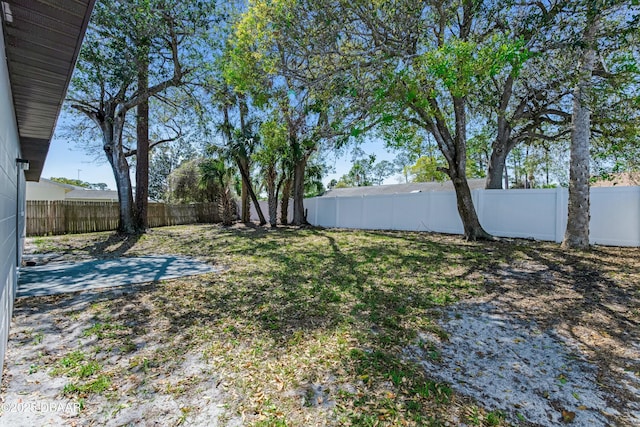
[255, 117, 291, 227]
[482, 1, 640, 189]
[224, 0, 373, 225]
[67, 0, 216, 233]
[478, 1, 568, 189]
[562, 0, 639, 248]
[135, 27, 151, 230]
[371, 160, 396, 185]
[333, 1, 521, 239]
[562, 2, 601, 248]
[214, 84, 267, 225]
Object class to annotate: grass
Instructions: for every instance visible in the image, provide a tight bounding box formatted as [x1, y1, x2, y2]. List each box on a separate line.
[24, 224, 640, 426]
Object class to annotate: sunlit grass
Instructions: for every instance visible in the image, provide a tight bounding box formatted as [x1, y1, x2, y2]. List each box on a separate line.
[31, 224, 640, 426]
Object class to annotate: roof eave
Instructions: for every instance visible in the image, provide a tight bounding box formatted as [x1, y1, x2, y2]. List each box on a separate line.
[2, 0, 96, 181]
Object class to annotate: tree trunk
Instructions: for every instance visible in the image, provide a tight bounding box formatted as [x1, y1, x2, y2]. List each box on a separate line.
[266, 167, 278, 228]
[453, 179, 490, 240]
[103, 118, 135, 234]
[135, 50, 149, 231]
[280, 177, 291, 225]
[237, 95, 251, 223]
[486, 139, 511, 189]
[236, 159, 267, 225]
[448, 96, 492, 240]
[486, 148, 507, 189]
[292, 155, 308, 226]
[240, 157, 250, 222]
[563, 11, 599, 249]
[486, 74, 514, 189]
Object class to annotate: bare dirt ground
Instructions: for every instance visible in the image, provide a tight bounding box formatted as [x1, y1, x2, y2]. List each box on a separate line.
[1, 226, 639, 426]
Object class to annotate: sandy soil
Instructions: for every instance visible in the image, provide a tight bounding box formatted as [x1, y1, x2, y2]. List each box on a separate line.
[1, 232, 639, 426]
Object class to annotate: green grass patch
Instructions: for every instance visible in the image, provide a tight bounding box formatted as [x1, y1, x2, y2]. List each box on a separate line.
[30, 225, 538, 425]
[63, 375, 111, 396]
[83, 322, 126, 339]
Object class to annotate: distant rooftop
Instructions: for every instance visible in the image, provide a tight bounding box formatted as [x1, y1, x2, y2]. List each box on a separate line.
[65, 189, 118, 201]
[321, 179, 486, 197]
[591, 172, 640, 187]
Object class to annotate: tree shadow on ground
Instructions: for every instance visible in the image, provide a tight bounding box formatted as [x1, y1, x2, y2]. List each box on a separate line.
[77, 232, 143, 258]
[476, 241, 640, 420]
[12, 225, 639, 425]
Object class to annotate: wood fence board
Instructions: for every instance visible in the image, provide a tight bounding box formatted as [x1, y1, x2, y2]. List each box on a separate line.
[27, 201, 220, 236]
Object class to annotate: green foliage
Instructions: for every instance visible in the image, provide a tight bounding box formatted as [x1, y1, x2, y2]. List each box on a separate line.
[254, 118, 290, 171]
[303, 158, 327, 197]
[410, 157, 447, 183]
[199, 157, 235, 190]
[334, 154, 388, 188]
[50, 177, 90, 188]
[148, 139, 198, 201]
[168, 157, 235, 204]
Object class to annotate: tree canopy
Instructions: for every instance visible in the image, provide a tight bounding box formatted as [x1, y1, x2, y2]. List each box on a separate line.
[65, 0, 639, 240]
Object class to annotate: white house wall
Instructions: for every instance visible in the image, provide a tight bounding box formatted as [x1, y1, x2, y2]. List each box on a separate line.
[0, 28, 24, 374]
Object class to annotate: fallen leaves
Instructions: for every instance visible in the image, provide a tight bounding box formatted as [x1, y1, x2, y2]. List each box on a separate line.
[6, 224, 638, 426]
[561, 409, 576, 423]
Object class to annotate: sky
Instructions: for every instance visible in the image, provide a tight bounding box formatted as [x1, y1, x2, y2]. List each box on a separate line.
[41, 111, 402, 190]
[42, 127, 117, 188]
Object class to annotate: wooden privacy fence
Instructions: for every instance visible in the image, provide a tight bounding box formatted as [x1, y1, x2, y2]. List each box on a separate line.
[27, 201, 221, 236]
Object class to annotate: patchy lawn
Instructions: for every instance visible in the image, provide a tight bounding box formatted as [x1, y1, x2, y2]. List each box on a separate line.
[1, 224, 639, 426]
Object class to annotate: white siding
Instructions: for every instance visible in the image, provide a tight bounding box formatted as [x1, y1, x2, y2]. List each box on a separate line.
[0, 29, 23, 375]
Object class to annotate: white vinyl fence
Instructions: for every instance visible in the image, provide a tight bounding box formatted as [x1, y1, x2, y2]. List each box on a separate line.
[303, 187, 640, 247]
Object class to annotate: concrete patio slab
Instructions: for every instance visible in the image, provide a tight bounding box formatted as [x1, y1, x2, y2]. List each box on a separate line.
[17, 256, 218, 298]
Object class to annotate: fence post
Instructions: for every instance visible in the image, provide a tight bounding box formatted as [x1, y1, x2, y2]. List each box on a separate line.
[332, 197, 338, 228]
[424, 192, 431, 232]
[313, 197, 318, 225]
[391, 193, 396, 230]
[555, 187, 565, 243]
[474, 189, 484, 227]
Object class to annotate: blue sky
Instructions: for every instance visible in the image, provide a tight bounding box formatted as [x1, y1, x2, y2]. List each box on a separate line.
[42, 113, 401, 190]
[43, 137, 116, 187]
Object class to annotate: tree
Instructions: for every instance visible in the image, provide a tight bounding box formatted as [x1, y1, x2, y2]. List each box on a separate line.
[254, 117, 290, 227]
[212, 83, 267, 225]
[67, 0, 216, 233]
[149, 137, 198, 201]
[303, 158, 327, 197]
[169, 160, 203, 203]
[563, 2, 601, 249]
[393, 152, 414, 184]
[199, 157, 237, 226]
[89, 183, 109, 191]
[480, 1, 640, 190]
[477, 2, 568, 189]
[224, 0, 373, 225]
[371, 160, 396, 185]
[134, 1, 152, 231]
[50, 177, 90, 188]
[348, 154, 376, 187]
[50, 177, 110, 190]
[335, 1, 522, 239]
[334, 153, 397, 187]
[410, 157, 447, 183]
[561, 0, 639, 248]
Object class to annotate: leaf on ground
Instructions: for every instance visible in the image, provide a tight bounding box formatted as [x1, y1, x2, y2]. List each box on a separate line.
[561, 409, 576, 423]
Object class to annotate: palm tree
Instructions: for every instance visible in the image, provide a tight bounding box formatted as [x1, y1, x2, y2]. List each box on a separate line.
[199, 158, 236, 226]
